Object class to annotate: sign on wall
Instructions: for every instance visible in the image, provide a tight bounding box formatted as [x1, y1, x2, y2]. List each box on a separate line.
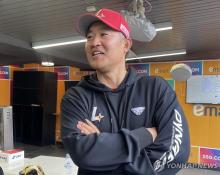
[150, 63, 174, 79]
[203, 60, 220, 75]
[184, 61, 202, 75]
[200, 147, 220, 167]
[128, 64, 150, 76]
[54, 66, 70, 80]
[0, 66, 10, 79]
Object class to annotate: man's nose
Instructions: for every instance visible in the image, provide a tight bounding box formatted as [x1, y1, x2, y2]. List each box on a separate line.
[90, 36, 101, 47]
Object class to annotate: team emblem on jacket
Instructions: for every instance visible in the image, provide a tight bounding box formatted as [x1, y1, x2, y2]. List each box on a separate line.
[131, 107, 145, 116]
[91, 106, 104, 122]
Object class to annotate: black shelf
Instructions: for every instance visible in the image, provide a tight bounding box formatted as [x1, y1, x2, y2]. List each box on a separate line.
[13, 71, 57, 146]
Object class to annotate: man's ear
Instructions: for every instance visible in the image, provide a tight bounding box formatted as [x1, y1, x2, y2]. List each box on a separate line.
[124, 38, 132, 53]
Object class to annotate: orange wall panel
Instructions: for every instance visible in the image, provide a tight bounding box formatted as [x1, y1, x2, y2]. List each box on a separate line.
[203, 60, 220, 75]
[56, 81, 65, 114]
[0, 80, 11, 106]
[207, 110, 220, 148]
[175, 81, 186, 103]
[150, 62, 174, 79]
[56, 81, 65, 142]
[39, 66, 54, 72]
[185, 104, 209, 146]
[69, 67, 82, 80]
[24, 64, 40, 69]
[188, 146, 199, 164]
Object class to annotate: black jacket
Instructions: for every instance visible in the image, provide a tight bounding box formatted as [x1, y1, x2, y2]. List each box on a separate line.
[61, 68, 190, 175]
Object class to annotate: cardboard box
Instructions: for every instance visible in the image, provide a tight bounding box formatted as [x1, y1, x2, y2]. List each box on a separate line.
[0, 149, 24, 163]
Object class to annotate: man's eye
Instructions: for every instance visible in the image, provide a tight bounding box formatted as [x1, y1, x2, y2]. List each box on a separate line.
[86, 34, 93, 39]
[101, 33, 108, 36]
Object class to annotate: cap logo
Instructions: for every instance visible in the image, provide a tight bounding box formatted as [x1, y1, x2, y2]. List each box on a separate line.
[120, 24, 129, 38]
[96, 11, 105, 18]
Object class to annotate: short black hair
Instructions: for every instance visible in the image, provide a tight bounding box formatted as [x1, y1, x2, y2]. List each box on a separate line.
[85, 20, 99, 37]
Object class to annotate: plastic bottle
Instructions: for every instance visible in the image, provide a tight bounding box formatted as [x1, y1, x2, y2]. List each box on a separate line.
[64, 153, 74, 175]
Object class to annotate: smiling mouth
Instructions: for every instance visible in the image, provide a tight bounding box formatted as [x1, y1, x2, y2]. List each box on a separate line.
[92, 51, 104, 56]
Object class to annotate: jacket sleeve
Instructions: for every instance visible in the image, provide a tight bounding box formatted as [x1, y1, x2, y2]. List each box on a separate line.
[124, 77, 190, 175]
[61, 88, 153, 171]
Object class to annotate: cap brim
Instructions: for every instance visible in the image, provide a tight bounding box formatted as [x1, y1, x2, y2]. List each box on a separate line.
[77, 14, 101, 37]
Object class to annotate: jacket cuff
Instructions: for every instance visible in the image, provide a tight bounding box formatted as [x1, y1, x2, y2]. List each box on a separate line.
[130, 127, 153, 150]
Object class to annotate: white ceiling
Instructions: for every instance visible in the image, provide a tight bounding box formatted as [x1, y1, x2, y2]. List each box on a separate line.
[0, 0, 220, 69]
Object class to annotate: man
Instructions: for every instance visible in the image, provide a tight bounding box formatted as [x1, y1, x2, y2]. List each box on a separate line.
[61, 8, 190, 175]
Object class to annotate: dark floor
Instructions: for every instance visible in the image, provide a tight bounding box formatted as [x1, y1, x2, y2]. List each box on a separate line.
[14, 142, 66, 158]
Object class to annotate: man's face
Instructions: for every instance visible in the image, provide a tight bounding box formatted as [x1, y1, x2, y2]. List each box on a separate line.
[85, 21, 131, 72]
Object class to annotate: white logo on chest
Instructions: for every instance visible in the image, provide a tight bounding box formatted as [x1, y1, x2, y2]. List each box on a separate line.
[131, 107, 145, 116]
[91, 107, 104, 122]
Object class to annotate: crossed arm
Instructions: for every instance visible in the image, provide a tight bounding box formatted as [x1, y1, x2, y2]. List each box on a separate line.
[77, 119, 157, 141]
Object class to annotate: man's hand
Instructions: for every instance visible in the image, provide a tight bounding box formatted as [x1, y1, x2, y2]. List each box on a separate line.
[77, 119, 100, 135]
[146, 127, 157, 142]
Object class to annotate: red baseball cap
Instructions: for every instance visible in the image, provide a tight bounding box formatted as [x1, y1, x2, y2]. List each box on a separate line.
[77, 8, 131, 39]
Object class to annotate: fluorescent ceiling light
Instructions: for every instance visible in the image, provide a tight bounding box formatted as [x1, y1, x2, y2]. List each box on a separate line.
[156, 26, 172, 31]
[155, 22, 173, 31]
[32, 36, 87, 49]
[41, 61, 54, 67]
[33, 39, 86, 49]
[126, 49, 186, 61]
[32, 22, 172, 49]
